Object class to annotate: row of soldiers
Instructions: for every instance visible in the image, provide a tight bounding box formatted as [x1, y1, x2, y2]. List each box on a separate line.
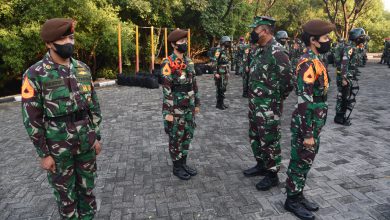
[21, 17, 367, 220]
[212, 27, 367, 127]
[198, 17, 366, 219]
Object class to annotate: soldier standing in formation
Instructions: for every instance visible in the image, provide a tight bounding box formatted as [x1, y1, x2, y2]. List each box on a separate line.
[161, 29, 200, 180]
[334, 28, 366, 126]
[284, 19, 335, 220]
[243, 16, 294, 191]
[213, 36, 232, 110]
[275, 30, 290, 53]
[22, 18, 102, 219]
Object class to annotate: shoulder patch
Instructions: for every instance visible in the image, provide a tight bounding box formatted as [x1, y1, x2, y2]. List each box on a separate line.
[303, 65, 316, 84]
[21, 75, 34, 99]
[162, 63, 171, 76]
[348, 48, 353, 56]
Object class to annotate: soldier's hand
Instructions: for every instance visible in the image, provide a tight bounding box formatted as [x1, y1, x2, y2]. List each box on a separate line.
[195, 107, 200, 114]
[40, 156, 56, 173]
[165, 114, 174, 122]
[303, 137, 315, 149]
[93, 140, 102, 155]
[215, 74, 220, 79]
[342, 79, 348, 86]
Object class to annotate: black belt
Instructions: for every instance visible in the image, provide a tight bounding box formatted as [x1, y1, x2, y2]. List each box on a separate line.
[47, 110, 89, 122]
[313, 96, 327, 103]
[172, 84, 192, 93]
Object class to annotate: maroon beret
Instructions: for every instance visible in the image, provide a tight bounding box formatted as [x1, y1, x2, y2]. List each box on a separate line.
[40, 18, 75, 42]
[302, 19, 335, 36]
[168, 29, 188, 42]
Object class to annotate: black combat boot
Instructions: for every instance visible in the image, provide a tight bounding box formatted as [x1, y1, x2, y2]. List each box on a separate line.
[334, 113, 351, 126]
[243, 161, 267, 177]
[216, 99, 225, 110]
[182, 156, 197, 176]
[222, 99, 228, 109]
[173, 159, 191, 180]
[255, 171, 279, 191]
[284, 194, 315, 220]
[297, 192, 319, 211]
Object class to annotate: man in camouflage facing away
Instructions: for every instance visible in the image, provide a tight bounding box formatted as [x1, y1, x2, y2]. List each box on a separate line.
[284, 19, 335, 220]
[161, 29, 200, 180]
[212, 36, 232, 110]
[243, 16, 294, 191]
[21, 18, 102, 219]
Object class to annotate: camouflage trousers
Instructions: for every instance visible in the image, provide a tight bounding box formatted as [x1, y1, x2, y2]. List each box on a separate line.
[215, 66, 229, 101]
[47, 120, 98, 219]
[335, 74, 351, 118]
[164, 111, 196, 161]
[248, 96, 282, 172]
[285, 105, 328, 196]
[235, 59, 244, 75]
[242, 70, 249, 96]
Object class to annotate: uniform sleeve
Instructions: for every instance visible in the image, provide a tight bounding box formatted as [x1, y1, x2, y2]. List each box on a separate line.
[296, 61, 316, 138]
[21, 70, 50, 158]
[274, 50, 294, 100]
[161, 60, 174, 118]
[90, 79, 102, 141]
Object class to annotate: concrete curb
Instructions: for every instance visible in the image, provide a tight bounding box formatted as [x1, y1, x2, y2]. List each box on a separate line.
[0, 79, 117, 104]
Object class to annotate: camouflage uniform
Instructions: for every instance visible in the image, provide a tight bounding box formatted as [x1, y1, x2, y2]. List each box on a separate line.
[22, 52, 101, 219]
[235, 41, 248, 75]
[161, 53, 200, 161]
[242, 45, 253, 97]
[213, 46, 231, 107]
[290, 39, 305, 74]
[285, 49, 329, 196]
[335, 40, 358, 123]
[248, 38, 294, 173]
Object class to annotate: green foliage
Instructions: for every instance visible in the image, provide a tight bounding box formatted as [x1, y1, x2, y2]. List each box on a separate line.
[1, 0, 390, 95]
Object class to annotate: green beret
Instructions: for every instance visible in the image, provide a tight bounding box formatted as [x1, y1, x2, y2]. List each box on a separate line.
[302, 19, 335, 36]
[168, 29, 188, 42]
[249, 16, 276, 28]
[40, 18, 75, 42]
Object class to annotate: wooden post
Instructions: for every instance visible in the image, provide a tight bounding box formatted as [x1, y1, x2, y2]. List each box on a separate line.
[151, 26, 154, 72]
[164, 28, 168, 58]
[118, 23, 122, 74]
[188, 28, 191, 57]
[135, 25, 139, 73]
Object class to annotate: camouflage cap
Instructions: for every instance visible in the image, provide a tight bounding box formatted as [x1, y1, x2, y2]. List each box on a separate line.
[249, 16, 276, 28]
[40, 18, 75, 42]
[168, 29, 188, 42]
[302, 19, 335, 36]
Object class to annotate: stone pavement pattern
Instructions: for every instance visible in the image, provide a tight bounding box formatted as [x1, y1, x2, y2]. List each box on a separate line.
[0, 62, 389, 220]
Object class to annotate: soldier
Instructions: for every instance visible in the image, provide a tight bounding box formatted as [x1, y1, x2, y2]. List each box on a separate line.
[161, 29, 200, 180]
[334, 28, 366, 126]
[284, 19, 335, 220]
[290, 38, 305, 74]
[242, 42, 253, 98]
[275, 30, 290, 52]
[235, 36, 247, 76]
[243, 16, 294, 191]
[21, 18, 102, 219]
[213, 36, 232, 110]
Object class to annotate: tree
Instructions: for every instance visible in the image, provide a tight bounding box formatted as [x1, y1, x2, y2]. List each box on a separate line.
[323, 0, 375, 38]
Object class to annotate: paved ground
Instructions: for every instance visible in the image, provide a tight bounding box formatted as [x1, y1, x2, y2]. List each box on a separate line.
[0, 62, 390, 220]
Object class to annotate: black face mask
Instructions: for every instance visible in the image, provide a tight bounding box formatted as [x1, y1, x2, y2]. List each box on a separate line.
[53, 43, 74, 59]
[250, 30, 260, 44]
[355, 38, 365, 45]
[176, 43, 188, 53]
[317, 41, 331, 54]
[224, 42, 231, 47]
[280, 40, 287, 45]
